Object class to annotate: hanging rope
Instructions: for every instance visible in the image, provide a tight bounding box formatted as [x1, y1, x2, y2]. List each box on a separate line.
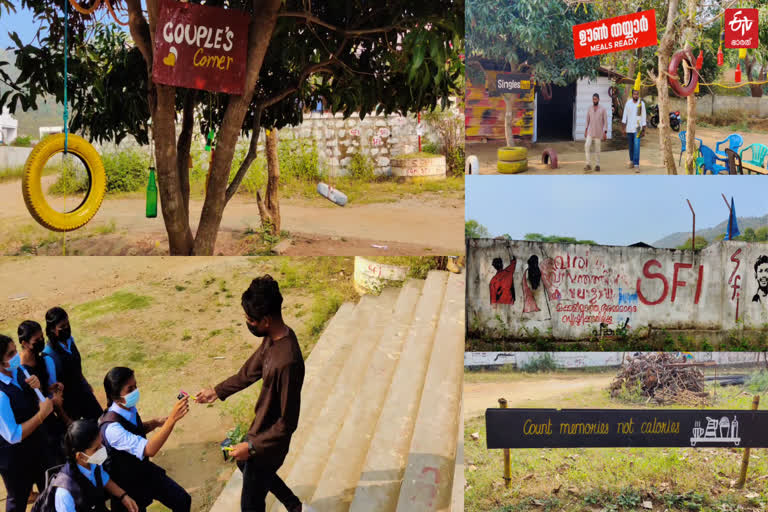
[68, 0, 128, 26]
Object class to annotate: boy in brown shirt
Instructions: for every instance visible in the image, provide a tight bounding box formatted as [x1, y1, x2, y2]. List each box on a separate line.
[196, 276, 311, 512]
[584, 93, 608, 172]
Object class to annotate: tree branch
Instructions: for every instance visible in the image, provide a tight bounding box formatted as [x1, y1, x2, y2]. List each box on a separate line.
[225, 105, 263, 204]
[124, 0, 153, 69]
[277, 11, 403, 36]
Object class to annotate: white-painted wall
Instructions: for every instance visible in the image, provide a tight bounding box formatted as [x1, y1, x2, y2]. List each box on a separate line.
[573, 77, 613, 141]
[465, 351, 765, 368]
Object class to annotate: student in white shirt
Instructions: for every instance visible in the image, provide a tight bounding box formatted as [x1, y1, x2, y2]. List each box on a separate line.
[621, 88, 647, 172]
[50, 419, 138, 512]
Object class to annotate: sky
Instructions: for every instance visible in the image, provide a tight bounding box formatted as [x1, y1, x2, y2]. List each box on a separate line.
[0, 6, 42, 49]
[466, 175, 768, 246]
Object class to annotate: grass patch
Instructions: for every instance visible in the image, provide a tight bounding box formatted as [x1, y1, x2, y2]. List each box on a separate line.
[392, 152, 442, 159]
[73, 291, 153, 320]
[366, 256, 453, 279]
[698, 109, 768, 133]
[519, 353, 558, 373]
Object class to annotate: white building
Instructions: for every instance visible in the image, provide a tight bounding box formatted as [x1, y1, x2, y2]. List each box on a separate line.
[39, 126, 64, 139]
[0, 108, 18, 144]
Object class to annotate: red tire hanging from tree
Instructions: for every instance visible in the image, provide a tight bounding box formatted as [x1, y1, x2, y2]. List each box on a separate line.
[667, 49, 699, 97]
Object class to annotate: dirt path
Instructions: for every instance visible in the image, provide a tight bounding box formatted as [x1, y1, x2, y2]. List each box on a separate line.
[469, 126, 768, 175]
[0, 179, 463, 255]
[463, 374, 614, 420]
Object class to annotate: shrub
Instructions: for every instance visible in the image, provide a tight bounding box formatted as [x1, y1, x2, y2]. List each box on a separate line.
[348, 152, 376, 181]
[278, 139, 325, 182]
[520, 353, 558, 373]
[50, 146, 149, 195]
[10, 136, 32, 147]
[423, 107, 465, 177]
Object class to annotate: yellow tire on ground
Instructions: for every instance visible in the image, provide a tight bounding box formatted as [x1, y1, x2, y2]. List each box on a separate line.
[497, 146, 527, 161]
[497, 159, 528, 174]
[22, 133, 107, 232]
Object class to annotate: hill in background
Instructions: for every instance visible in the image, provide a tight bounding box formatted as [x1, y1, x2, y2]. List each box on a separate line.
[653, 214, 768, 247]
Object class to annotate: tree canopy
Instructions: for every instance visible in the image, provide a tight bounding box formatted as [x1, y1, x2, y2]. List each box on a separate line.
[465, 219, 490, 239]
[466, 0, 600, 85]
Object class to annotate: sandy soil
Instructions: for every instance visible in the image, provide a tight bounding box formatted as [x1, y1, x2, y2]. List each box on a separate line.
[469, 126, 768, 175]
[463, 374, 614, 420]
[0, 178, 464, 255]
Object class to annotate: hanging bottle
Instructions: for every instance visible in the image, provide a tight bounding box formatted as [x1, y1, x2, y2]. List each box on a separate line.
[696, 50, 703, 70]
[146, 167, 158, 218]
[735, 63, 742, 83]
[205, 129, 215, 152]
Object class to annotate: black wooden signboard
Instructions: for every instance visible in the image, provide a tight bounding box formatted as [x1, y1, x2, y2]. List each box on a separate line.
[489, 73, 533, 96]
[486, 408, 768, 449]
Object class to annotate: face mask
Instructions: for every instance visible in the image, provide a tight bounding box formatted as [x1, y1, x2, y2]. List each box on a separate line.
[247, 320, 267, 337]
[55, 327, 72, 344]
[86, 446, 108, 466]
[31, 339, 44, 354]
[122, 388, 140, 409]
[5, 353, 20, 373]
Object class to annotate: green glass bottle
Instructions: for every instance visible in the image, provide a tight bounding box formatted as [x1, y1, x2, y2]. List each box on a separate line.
[146, 167, 158, 218]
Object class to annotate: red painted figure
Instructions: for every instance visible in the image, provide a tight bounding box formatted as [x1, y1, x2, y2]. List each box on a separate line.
[490, 257, 516, 305]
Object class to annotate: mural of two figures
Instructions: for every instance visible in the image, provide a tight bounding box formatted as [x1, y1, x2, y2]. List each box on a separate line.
[489, 254, 560, 315]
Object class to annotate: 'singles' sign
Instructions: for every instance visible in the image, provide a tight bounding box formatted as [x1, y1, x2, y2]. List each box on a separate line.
[152, 0, 249, 94]
[724, 9, 759, 49]
[490, 73, 532, 96]
[572, 9, 658, 59]
[486, 408, 768, 448]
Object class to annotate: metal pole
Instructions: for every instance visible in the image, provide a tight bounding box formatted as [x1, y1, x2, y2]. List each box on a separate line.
[687, 199, 695, 250]
[499, 397, 511, 488]
[736, 395, 760, 489]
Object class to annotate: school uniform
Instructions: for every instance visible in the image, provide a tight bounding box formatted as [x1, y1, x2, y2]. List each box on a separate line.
[19, 362, 67, 465]
[42, 337, 102, 421]
[52, 462, 108, 512]
[98, 404, 190, 512]
[0, 368, 47, 512]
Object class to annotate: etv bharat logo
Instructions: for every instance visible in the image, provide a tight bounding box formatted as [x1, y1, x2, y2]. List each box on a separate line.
[724, 9, 759, 48]
[729, 10, 753, 36]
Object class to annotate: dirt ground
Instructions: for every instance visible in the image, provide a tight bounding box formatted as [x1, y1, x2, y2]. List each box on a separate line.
[0, 256, 359, 512]
[463, 373, 614, 420]
[470, 125, 768, 175]
[0, 177, 464, 256]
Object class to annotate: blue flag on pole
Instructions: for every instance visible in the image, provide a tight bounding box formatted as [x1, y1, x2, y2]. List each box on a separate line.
[726, 197, 740, 240]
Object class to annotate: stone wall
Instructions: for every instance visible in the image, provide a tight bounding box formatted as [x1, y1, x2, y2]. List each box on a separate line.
[277, 111, 420, 176]
[467, 239, 768, 340]
[668, 95, 768, 117]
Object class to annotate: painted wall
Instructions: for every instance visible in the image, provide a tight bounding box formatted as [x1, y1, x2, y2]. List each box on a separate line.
[465, 70, 533, 143]
[467, 239, 768, 340]
[464, 351, 765, 367]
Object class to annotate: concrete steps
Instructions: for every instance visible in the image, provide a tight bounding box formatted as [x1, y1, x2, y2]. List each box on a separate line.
[209, 271, 464, 512]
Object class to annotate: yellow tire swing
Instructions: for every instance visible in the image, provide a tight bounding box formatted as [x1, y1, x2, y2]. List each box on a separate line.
[22, 0, 106, 232]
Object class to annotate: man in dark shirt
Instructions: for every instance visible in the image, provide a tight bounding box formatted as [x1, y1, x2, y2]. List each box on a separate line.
[196, 275, 310, 512]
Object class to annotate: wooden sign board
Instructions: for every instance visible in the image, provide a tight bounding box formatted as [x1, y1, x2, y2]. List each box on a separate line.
[486, 408, 768, 448]
[488, 73, 533, 97]
[152, 0, 249, 94]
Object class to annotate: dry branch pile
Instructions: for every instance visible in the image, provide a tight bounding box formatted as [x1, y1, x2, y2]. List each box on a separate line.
[610, 353, 710, 405]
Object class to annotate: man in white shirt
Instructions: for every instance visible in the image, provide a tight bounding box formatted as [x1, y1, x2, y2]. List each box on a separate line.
[621, 89, 647, 172]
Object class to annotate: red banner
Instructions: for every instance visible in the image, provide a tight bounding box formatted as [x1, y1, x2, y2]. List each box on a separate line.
[724, 9, 759, 49]
[572, 10, 657, 59]
[152, 0, 249, 95]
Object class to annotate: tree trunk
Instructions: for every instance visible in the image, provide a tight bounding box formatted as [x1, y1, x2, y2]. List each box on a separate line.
[192, 0, 283, 255]
[625, 58, 636, 106]
[656, 0, 680, 175]
[257, 129, 281, 234]
[684, 0, 698, 175]
[154, 85, 195, 253]
[502, 95, 514, 147]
